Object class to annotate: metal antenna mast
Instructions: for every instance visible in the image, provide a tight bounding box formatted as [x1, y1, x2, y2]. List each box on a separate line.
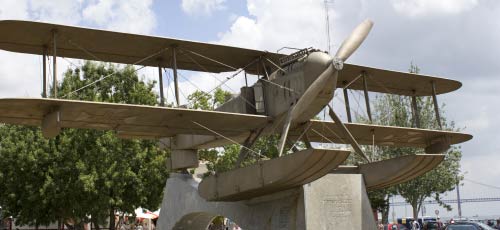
[324, 0, 333, 54]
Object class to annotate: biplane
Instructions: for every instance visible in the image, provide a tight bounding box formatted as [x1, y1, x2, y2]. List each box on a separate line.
[0, 19, 471, 201]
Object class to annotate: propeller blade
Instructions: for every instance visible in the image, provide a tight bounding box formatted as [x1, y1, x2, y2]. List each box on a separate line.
[290, 64, 338, 121]
[327, 104, 370, 162]
[334, 19, 374, 61]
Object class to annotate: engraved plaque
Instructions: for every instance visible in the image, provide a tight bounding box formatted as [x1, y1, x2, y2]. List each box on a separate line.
[323, 194, 353, 227]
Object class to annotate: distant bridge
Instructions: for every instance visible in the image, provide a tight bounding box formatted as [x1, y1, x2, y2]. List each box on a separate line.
[390, 178, 500, 206]
[390, 197, 500, 206]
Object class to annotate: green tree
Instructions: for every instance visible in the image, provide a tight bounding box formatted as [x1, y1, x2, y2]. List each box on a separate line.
[365, 63, 463, 220]
[0, 62, 169, 230]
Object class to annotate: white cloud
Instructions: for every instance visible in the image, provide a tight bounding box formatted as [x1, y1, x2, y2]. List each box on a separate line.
[218, 0, 330, 52]
[391, 0, 478, 17]
[0, 0, 157, 98]
[0, 0, 29, 20]
[0, 53, 42, 98]
[29, 0, 83, 24]
[82, 0, 114, 25]
[82, 0, 156, 34]
[217, 16, 261, 49]
[181, 0, 226, 16]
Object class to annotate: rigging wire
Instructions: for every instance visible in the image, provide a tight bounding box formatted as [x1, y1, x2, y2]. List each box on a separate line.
[61, 47, 169, 98]
[179, 47, 299, 96]
[310, 128, 335, 144]
[179, 49, 238, 93]
[165, 69, 179, 106]
[68, 40, 104, 62]
[191, 120, 260, 156]
[183, 49, 238, 71]
[164, 68, 170, 103]
[62, 57, 81, 70]
[464, 179, 500, 191]
[177, 70, 204, 92]
[258, 77, 299, 94]
[207, 58, 261, 94]
[287, 122, 313, 152]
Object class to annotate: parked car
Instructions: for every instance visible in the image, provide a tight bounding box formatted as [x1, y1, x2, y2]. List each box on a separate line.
[384, 223, 409, 230]
[444, 221, 495, 230]
[398, 217, 437, 229]
[424, 221, 443, 230]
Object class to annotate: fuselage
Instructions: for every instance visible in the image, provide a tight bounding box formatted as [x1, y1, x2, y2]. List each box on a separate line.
[216, 51, 336, 124]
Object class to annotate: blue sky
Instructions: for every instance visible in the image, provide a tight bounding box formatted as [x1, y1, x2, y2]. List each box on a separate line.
[152, 1, 249, 41]
[0, 0, 499, 219]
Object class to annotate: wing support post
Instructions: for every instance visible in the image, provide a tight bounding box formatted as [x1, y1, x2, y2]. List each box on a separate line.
[343, 87, 352, 122]
[235, 128, 264, 168]
[341, 73, 363, 123]
[42, 108, 61, 138]
[42, 46, 48, 98]
[327, 104, 370, 162]
[431, 81, 442, 129]
[52, 29, 57, 98]
[411, 91, 420, 128]
[171, 45, 180, 107]
[158, 63, 165, 106]
[362, 72, 372, 122]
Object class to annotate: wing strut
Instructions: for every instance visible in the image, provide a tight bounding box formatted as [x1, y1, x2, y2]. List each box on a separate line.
[411, 93, 420, 128]
[362, 73, 372, 122]
[172, 46, 180, 106]
[52, 29, 58, 98]
[342, 88, 352, 122]
[158, 65, 165, 106]
[235, 127, 265, 167]
[327, 104, 370, 162]
[431, 81, 442, 129]
[43, 46, 48, 98]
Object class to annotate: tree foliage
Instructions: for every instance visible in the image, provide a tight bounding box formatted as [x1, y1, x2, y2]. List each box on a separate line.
[0, 62, 169, 229]
[365, 63, 463, 220]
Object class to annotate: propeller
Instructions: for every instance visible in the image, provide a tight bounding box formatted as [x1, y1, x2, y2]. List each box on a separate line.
[289, 19, 374, 121]
[335, 19, 374, 62]
[277, 19, 374, 158]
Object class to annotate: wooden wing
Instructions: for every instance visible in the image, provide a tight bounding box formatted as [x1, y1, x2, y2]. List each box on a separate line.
[0, 98, 270, 138]
[339, 64, 462, 96]
[0, 20, 463, 96]
[0, 20, 282, 75]
[292, 120, 472, 148]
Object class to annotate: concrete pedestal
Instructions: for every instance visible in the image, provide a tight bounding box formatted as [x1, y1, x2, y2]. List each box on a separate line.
[157, 173, 376, 230]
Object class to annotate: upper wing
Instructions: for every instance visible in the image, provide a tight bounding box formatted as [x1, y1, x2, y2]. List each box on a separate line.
[0, 20, 461, 96]
[0, 20, 282, 75]
[340, 64, 462, 96]
[294, 120, 472, 148]
[0, 98, 270, 138]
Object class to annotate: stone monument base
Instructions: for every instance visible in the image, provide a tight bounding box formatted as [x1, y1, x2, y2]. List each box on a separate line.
[157, 173, 376, 230]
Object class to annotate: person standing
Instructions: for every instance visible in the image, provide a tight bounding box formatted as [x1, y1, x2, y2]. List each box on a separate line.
[412, 220, 421, 230]
[378, 221, 384, 230]
[436, 217, 443, 230]
[494, 219, 500, 229]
